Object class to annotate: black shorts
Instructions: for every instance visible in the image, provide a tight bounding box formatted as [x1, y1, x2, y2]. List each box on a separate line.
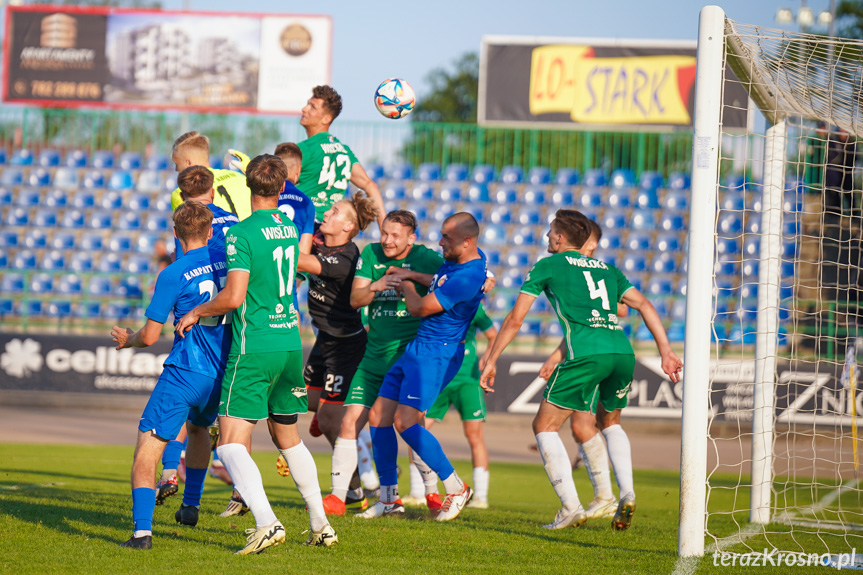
[304, 329, 367, 405]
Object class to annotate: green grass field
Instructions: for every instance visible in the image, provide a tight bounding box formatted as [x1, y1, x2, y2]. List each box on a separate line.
[0, 443, 841, 574]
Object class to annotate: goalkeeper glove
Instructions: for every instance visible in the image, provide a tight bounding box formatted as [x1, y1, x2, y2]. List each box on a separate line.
[228, 149, 250, 174]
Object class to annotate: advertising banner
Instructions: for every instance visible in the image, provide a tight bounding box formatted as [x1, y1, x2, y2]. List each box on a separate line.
[3, 5, 332, 114]
[479, 36, 749, 130]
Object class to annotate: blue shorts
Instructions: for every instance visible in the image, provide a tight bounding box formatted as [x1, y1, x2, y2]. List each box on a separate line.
[139, 365, 221, 440]
[379, 340, 464, 413]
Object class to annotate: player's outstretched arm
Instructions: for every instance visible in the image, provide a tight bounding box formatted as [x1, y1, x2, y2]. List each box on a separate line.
[477, 325, 500, 371]
[349, 163, 385, 228]
[299, 233, 313, 255]
[111, 319, 163, 350]
[350, 275, 402, 309]
[539, 338, 566, 380]
[479, 293, 535, 393]
[297, 252, 322, 275]
[175, 270, 249, 337]
[621, 288, 683, 382]
[385, 266, 434, 287]
[401, 281, 444, 317]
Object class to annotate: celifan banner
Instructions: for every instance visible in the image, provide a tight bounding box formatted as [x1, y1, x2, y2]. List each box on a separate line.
[479, 36, 750, 129]
[2, 5, 332, 114]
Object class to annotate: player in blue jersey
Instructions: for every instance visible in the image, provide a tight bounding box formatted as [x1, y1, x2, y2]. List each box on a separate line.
[112, 201, 229, 549]
[359, 212, 487, 522]
[274, 142, 315, 255]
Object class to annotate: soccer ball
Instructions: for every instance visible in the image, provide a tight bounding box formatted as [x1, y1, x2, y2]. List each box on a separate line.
[374, 78, 416, 119]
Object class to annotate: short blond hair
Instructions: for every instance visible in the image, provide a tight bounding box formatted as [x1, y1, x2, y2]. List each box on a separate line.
[172, 131, 209, 157]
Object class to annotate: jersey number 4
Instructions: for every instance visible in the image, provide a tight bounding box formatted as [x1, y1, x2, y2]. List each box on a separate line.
[583, 271, 610, 311]
[318, 154, 351, 191]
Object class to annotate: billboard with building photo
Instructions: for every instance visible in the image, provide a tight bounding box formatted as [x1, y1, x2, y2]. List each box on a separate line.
[2, 5, 332, 114]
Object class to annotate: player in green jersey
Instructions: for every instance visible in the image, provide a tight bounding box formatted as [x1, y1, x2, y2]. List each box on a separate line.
[321, 210, 445, 515]
[175, 154, 336, 555]
[170, 131, 253, 221]
[405, 303, 498, 510]
[297, 85, 385, 227]
[480, 209, 682, 532]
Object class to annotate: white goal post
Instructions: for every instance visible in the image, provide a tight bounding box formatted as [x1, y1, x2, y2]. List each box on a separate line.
[680, 5, 863, 558]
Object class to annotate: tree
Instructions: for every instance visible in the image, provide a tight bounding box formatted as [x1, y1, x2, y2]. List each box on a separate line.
[411, 52, 479, 124]
[837, 1, 863, 39]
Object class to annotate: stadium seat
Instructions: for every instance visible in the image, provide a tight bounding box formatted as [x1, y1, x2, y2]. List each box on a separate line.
[606, 188, 634, 208]
[410, 183, 434, 201]
[383, 200, 399, 214]
[523, 187, 547, 205]
[154, 195, 172, 211]
[488, 205, 512, 225]
[12, 249, 37, 270]
[716, 237, 740, 256]
[741, 259, 758, 278]
[5, 207, 29, 226]
[82, 170, 106, 189]
[431, 203, 457, 223]
[120, 152, 142, 170]
[728, 323, 757, 345]
[715, 255, 738, 276]
[423, 227, 441, 243]
[127, 193, 151, 211]
[462, 205, 484, 223]
[109, 234, 134, 253]
[500, 267, 525, 289]
[145, 212, 171, 232]
[471, 164, 495, 184]
[29, 273, 53, 294]
[500, 165, 523, 184]
[405, 202, 429, 221]
[0, 273, 25, 292]
[21, 300, 43, 316]
[782, 239, 797, 258]
[746, 215, 761, 235]
[65, 149, 88, 168]
[80, 232, 105, 251]
[91, 150, 114, 169]
[57, 274, 83, 295]
[651, 252, 677, 274]
[598, 230, 622, 250]
[417, 163, 441, 181]
[664, 189, 689, 212]
[482, 224, 507, 245]
[783, 217, 800, 236]
[639, 171, 664, 191]
[77, 301, 101, 318]
[445, 164, 469, 182]
[0, 187, 11, 206]
[505, 249, 532, 268]
[0, 230, 17, 247]
[519, 320, 543, 337]
[41, 249, 66, 271]
[532, 296, 551, 313]
[658, 213, 685, 232]
[601, 209, 627, 230]
[550, 187, 574, 206]
[668, 172, 691, 191]
[620, 253, 648, 273]
[546, 319, 563, 338]
[719, 192, 745, 211]
[51, 231, 76, 250]
[10, 149, 34, 166]
[100, 190, 123, 210]
[126, 255, 151, 275]
[515, 206, 542, 226]
[28, 168, 51, 187]
[135, 232, 161, 254]
[16, 187, 41, 207]
[88, 276, 114, 296]
[592, 249, 617, 269]
[89, 211, 113, 229]
[723, 173, 745, 192]
[781, 260, 795, 277]
[0, 167, 25, 186]
[528, 167, 551, 185]
[69, 251, 95, 272]
[438, 185, 462, 202]
[466, 183, 490, 203]
[490, 291, 517, 312]
[511, 226, 537, 246]
[46, 300, 73, 318]
[554, 168, 580, 186]
[577, 188, 604, 208]
[109, 170, 135, 191]
[136, 170, 162, 192]
[583, 169, 607, 188]
[104, 301, 132, 319]
[717, 213, 743, 235]
[635, 188, 660, 209]
[0, 298, 13, 316]
[484, 248, 502, 266]
[146, 154, 170, 171]
[784, 193, 804, 213]
[610, 169, 636, 189]
[390, 163, 413, 180]
[23, 229, 48, 248]
[45, 188, 69, 207]
[118, 276, 144, 298]
[493, 187, 518, 204]
[382, 183, 405, 201]
[630, 209, 657, 230]
[61, 209, 86, 229]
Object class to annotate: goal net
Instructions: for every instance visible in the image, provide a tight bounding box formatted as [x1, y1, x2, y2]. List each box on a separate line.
[680, 6, 863, 561]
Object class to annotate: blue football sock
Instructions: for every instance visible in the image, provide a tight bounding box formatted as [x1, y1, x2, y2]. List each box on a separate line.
[370, 425, 399, 487]
[132, 487, 156, 533]
[182, 467, 207, 507]
[399, 424, 454, 480]
[211, 448, 220, 463]
[161, 439, 185, 470]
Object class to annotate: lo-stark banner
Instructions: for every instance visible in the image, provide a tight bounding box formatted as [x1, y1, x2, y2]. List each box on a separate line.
[479, 36, 749, 130]
[2, 5, 332, 114]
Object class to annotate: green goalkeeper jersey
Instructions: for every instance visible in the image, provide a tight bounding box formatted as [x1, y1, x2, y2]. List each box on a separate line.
[520, 250, 634, 359]
[225, 209, 302, 354]
[296, 132, 360, 222]
[355, 243, 444, 357]
[171, 167, 252, 221]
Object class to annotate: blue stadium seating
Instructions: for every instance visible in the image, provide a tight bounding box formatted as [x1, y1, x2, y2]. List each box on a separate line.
[109, 171, 135, 191]
[65, 150, 88, 168]
[100, 191, 123, 210]
[62, 209, 86, 229]
[620, 253, 648, 273]
[598, 230, 622, 250]
[639, 171, 664, 191]
[1, 273, 25, 292]
[423, 227, 441, 243]
[523, 187, 546, 205]
[484, 248, 502, 266]
[0, 167, 24, 186]
[88, 276, 113, 296]
[21, 301, 43, 316]
[136, 232, 161, 253]
[104, 301, 132, 319]
[432, 203, 456, 223]
[145, 212, 171, 232]
[438, 185, 461, 202]
[500, 165, 523, 184]
[742, 236, 759, 257]
[739, 281, 757, 300]
[466, 183, 490, 203]
[16, 188, 41, 207]
[126, 255, 151, 274]
[146, 154, 170, 171]
[671, 299, 687, 321]
[728, 323, 757, 345]
[630, 209, 657, 231]
[29, 273, 53, 294]
[136, 170, 162, 192]
[741, 259, 758, 278]
[58, 274, 82, 295]
[89, 211, 113, 229]
[482, 224, 507, 246]
[445, 164, 468, 182]
[0, 230, 17, 247]
[511, 226, 537, 246]
[80, 232, 104, 251]
[46, 300, 73, 318]
[626, 232, 651, 251]
[490, 292, 517, 312]
[10, 149, 34, 166]
[410, 183, 434, 201]
[28, 168, 51, 186]
[635, 188, 660, 209]
[391, 163, 413, 180]
[658, 213, 685, 232]
[0, 188, 11, 205]
[23, 229, 48, 248]
[719, 193, 745, 211]
[546, 320, 563, 338]
[77, 301, 101, 318]
[716, 237, 739, 256]
[583, 169, 606, 188]
[92, 150, 114, 169]
[781, 260, 795, 277]
[383, 200, 399, 214]
[782, 239, 797, 258]
[528, 167, 551, 185]
[70, 251, 95, 272]
[5, 207, 29, 226]
[417, 163, 441, 181]
[109, 234, 134, 253]
[500, 268, 524, 289]
[717, 213, 743, 235]
[120, 152, 142, 170]
[782, 217, 800, 236]
[664, 189, 689, 211]
[607, 188, 633, 208]
[41, 250, 66, 270]
[651, 252, 677, 274]
[601, 209, 627, 230]
[471, 164, 495, 184]
[12, 249, 37, 269]
[82, 170, 106, 189]
[128, 193, 151, 211]
[592, 249, 617, 269]
[715, 256, 738, 276]
[577, 188, 604, 208]
[723, 173, 745, 192]
[746, 216, 761, 235]
[519, 320, 543, 337]
[515, 206, 542, 226]
[462, 205, 484, 223]
[493, 187, 518, 204]
[45, 188, 69, 207]
[383, 183, 405, 200]
[555, 168, 580, 186]
[506, 249, 532, 268]
[164, 174, 178, 192]
[406, 203, 429, 221]
[0, 298, 13, 316]
[488, 205, 512, 225]
[118, 276, 143, 298]
[610, 169, 636, 189]
[550, 187, 574, 206]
